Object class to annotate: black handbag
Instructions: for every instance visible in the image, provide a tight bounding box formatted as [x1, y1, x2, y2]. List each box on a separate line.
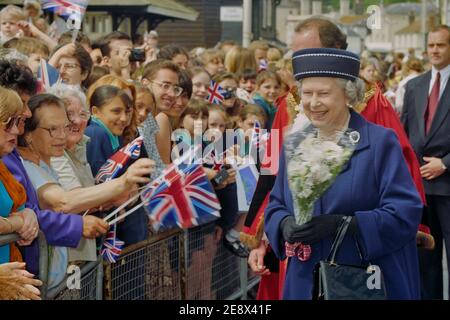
[313, 216, 387, 300]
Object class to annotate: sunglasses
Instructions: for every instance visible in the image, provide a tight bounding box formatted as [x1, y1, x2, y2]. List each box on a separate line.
[2, 116, 22, 132]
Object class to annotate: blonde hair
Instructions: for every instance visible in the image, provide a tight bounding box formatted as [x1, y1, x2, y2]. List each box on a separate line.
[208, 104, 235, 129]
[249, 40, 269, 52]
[256, 70, 281, 87]
[239, 104, 267, 128]
[87, 75, 136, 105]
[224, 46, 257, 74]
[133, 81, 156, 117]
[201, 49, 225, 65]
[267, 47, 282, 62]
[0, 5, 26, 22]
[0, 86, 23, 123]
[6, 37, 50, 57]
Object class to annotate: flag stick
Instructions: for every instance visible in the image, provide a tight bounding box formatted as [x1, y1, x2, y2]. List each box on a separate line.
[103, 146, 201, 224]
[71, 28, 79, 44]
[107, 202, 145, 226]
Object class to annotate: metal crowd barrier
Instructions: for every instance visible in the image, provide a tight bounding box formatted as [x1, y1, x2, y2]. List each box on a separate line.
[2, 225, 260, 300]
[0, 231, 48, 299]
[103, 222, 260, 300]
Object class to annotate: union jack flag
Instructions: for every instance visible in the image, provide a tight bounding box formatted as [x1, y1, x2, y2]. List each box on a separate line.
[206, 80, 226, 105]
[101, 231, 124, 263]
[96, 136, 143, 263]
[95, 136, 144, 184]
[41, 0, 88, 17]
[141, 162, 221, 231]
[37, 59, 60, 92]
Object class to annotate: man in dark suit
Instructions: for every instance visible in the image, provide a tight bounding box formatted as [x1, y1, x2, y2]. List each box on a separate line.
[402, 25, 450, 299]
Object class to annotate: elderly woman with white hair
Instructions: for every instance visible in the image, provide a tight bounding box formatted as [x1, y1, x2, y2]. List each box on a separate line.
[265, 48, 422, 299]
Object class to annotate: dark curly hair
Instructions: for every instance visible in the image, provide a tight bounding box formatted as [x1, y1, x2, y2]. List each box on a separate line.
[0, 60, 37, 95]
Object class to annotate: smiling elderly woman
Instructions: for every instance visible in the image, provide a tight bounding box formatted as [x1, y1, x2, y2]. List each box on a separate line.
[0, 86, 39, 263]
[265, 48, 422, 300]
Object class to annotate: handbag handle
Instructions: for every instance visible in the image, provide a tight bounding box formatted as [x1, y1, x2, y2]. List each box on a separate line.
[327, 216, 353, 264]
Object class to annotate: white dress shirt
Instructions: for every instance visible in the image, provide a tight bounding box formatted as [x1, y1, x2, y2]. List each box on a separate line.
[429, 64, 450, 99]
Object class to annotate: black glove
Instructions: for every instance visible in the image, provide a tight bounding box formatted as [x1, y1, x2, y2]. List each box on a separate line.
[280, 214, 358, 244]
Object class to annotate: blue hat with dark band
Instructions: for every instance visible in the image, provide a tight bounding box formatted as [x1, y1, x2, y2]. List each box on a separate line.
[292, 48, 360, 81]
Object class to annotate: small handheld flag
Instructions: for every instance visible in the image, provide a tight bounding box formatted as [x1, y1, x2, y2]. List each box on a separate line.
[206, 80, 226, 105]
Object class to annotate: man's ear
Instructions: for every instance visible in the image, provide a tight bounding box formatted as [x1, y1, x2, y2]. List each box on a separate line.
[141, 78, 150, 86]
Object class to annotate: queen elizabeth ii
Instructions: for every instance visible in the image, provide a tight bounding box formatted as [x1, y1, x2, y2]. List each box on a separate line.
[265, 48, 422, 299]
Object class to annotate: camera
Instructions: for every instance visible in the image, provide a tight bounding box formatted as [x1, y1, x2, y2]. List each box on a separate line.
[129, 48, 145, 62]
[222, 88, 236, 100]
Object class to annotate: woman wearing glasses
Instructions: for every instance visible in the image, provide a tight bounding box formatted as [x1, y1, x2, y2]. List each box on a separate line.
[0, 86, 39, 264]
[17, 93, 154, 289]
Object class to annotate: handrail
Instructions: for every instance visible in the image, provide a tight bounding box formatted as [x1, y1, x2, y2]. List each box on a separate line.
[0, 233, 21, 246]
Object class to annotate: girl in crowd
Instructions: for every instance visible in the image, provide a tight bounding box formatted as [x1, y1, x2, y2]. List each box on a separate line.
[86, 74, 138, 144]
[133, 82, 165, 179]
[224, 46, 257, 75]
[360, 58, 378, 84]
[252, 70, 282, 130]
[205, 104, 246, 257]
[190, 66, 211, 101]
[86, 85, 154, 246]
[134, 82, 155, 126]
[212, 72, 243, 124]
[200, 49, 225, 77]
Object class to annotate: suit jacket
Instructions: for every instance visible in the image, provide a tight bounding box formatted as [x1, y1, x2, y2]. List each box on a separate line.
[265, 111, 422, 299]
[402, 71, 450, 196]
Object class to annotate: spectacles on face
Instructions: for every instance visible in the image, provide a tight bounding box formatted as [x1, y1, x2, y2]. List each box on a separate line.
[150, 80, 184, 97]
[60, 63, 81, 71]
[67, 110, 91, 122]
[1, 115, 22, 133]
[37, 124, 71, 138]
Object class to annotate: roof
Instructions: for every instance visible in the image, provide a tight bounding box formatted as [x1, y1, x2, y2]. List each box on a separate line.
[385, 2, 439, 15]
[2, 0, 199, 22]
[395, 19, 436, 35]
[339, 15, 368, 26]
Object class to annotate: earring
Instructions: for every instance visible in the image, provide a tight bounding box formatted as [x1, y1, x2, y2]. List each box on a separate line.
[346, 103, 353, 109]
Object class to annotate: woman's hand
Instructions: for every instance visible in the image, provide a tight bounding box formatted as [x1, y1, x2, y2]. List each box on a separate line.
[82, 215, 109, 238]
[0, 262, 42, 300]
[281, 215, 358, 244]
[12, 209, 39, 245]
[122, 158, 155, 188]
[248, 241, 271, 276]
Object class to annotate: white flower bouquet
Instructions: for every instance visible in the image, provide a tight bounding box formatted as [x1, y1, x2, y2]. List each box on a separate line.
[284, 125, 360, 225]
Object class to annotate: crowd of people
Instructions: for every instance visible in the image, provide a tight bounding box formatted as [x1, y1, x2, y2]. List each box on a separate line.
[0, 1, 449, 300]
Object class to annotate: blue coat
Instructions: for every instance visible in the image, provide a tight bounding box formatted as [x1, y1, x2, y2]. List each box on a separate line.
[265, 111, 422, 300]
